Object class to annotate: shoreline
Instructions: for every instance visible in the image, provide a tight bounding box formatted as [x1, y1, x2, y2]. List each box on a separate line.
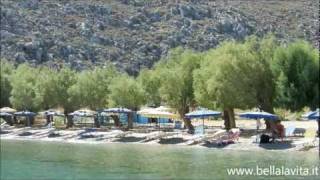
[1, 126, 318, 153]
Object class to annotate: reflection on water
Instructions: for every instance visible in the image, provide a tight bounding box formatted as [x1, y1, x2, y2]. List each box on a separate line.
[1, 140, 319, 180]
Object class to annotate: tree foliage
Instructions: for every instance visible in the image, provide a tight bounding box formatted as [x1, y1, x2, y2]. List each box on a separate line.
[137, 69, 162, 107]
[194, 36, 278, 129]
[0, 59, 14, 107]
[68, 66, 118, 110]
[108, 74, 145, 111]
[1, 36, 318, 128]
[9, 64, 42, 111]
[154, 48, 203, 130]
[272, 41, 319, 110]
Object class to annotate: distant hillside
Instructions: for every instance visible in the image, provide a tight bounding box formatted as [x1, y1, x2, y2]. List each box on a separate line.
[1, 0, 319, 75]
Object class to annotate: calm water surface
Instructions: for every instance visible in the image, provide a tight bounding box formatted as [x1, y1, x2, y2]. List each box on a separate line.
[1, 139, 319, 180]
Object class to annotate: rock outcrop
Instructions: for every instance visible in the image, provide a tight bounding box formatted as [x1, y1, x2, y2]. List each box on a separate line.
[1, 0, 318, 75]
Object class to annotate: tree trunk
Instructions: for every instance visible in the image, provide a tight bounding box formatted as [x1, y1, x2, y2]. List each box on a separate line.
[127, 112, 133, 129]
[111, 115, 120, 127]
[223, 108, 236, 130]
[178, 107, 194, 133]
[64, 109, 73, 128]
[66, 115, 73, 128]
[94, 115, 100, 128]
[46, 115, 51, 125]
[260, 101, 274, 130]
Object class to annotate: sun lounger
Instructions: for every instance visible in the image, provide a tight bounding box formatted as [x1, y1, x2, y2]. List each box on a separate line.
[293, 128, 306, 137]
[285, 126, 295, 137]
[140, 132, 171, 142]
[215, 129, 240, 145]
[186, 129, 228, 145]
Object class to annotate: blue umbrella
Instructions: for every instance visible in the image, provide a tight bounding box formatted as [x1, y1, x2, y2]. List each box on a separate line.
[185, 109, 221, 119]
[14, 111, 36, 126]
[0, 112, 13, 117]
[186, 109, 221, 134]
[239, 111, 278, 138]
[310, 111, 320, 120]
[101, 108, 132, 114]
[70, 111, 94, 117]
[304, 110, 319, 120]
[43, 110, 65, 116]
[14, 111, 36, 116]
[239, 111, 278, 121]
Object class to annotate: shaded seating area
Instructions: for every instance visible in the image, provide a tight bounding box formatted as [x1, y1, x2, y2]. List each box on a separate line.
[14, 111, 37, 127]
[96, 108, 133, 130]
[137, 107, 179, 131]
[0, 107, 17, 125]
[238, 111, 279, 143]
[40, 109, 65, 128]
[68, 109, 98, 128]
[185, 108, 222, 134]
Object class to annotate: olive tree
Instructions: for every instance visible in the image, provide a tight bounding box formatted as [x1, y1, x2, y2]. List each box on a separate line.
[0, 59, 14, 107]
[9, 64, 42, 111]
[194, 39, 276, 130]
[272, 40, 319, 111]
[68, 66, 118, 110]
[156, 48, 203, 132]
[108, 74, 146, 128]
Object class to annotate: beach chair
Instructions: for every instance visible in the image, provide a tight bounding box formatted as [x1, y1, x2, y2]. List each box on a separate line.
[195, 125, 204, 135]
[215, 128, 240, 145]
[293, 128, 306, 137]
[285, 125, 295, 137]
[174, 121, 182, 129]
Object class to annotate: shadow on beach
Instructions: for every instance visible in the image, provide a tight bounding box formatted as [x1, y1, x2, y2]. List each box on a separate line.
[158, 137, 186, 144]
[0, 130, 11, 134]
[259, 141, 295, 150]
[115, 136, 146, 142]
[18, 131, 33, 136]
[201, 141, 234, 148]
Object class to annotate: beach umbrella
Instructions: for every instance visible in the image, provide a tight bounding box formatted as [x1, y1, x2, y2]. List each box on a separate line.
[70, 111, 95, 117]
[238, 111, 278, 121]
[155, 106, 174, 113]
[185, 109, 221, 119]
[137, 108, 178, 130]
[239, 111, 278, 132]
[137, 108, 177, 119]
[305, 110, 319, 120]
[302, 111, 317, 119]
[14, 111, 36, 127]
[0, 112, 13, 117]
[0, 107, 17, 113]
[14, 111, 37, 116]
[239, 111, 279, 142]
[41, 110, 64, 116]
[185, 109, 221, 134]
[102, 107, 132, 114]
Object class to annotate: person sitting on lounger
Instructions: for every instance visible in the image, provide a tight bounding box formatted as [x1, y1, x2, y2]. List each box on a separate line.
[271, 120, 284, 142]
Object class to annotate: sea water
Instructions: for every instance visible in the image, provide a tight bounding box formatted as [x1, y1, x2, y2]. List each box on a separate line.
[1, 139, 319, 180]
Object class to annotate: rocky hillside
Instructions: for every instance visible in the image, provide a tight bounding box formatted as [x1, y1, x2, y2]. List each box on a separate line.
[1, 0, 319, 75]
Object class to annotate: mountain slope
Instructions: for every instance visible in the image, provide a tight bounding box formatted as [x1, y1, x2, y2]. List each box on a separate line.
[1, 0, 318, 75]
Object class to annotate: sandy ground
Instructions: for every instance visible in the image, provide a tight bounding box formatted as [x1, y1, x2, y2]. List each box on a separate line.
[0, 120, 319, 152]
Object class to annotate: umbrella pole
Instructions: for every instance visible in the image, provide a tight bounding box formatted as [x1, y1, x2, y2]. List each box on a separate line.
[203, 117, 204, 134]
[318, 120, 319, 157]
